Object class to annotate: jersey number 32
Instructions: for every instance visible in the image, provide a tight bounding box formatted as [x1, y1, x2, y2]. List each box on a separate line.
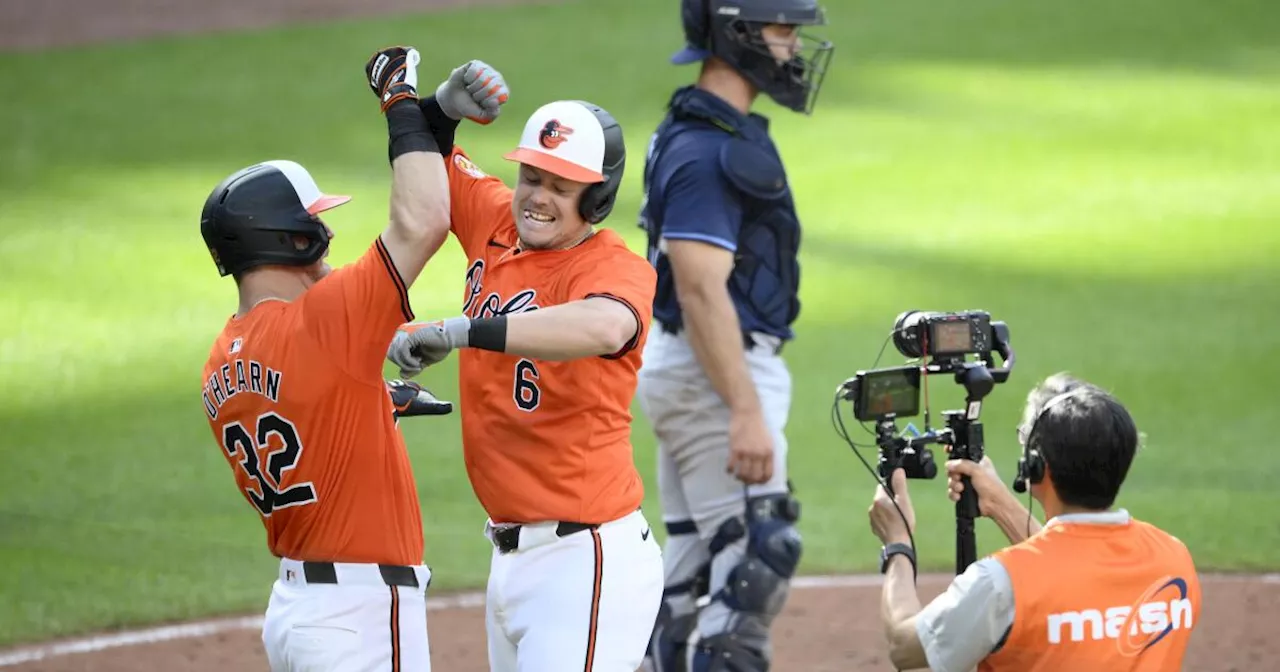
[221, 412, 317, 517]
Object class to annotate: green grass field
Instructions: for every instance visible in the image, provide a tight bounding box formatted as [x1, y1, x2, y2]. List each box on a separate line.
[2, 0, 1278, 648]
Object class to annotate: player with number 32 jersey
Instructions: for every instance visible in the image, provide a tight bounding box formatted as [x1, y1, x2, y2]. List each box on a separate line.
[198, 46, 499, 672]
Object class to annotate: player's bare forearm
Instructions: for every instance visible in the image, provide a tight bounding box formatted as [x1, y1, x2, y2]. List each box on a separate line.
[364, 46, 451, 287]
[678, 285, 761, 414]
[881, 556, 929, 670]
[503, 297, 637, 361]
[382, 151, 450, 285]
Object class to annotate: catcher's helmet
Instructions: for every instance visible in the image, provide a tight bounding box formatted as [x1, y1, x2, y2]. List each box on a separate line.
[672, 0, 834, 115]
[200, 160, 350, 277]
[503, 100, 625, 224]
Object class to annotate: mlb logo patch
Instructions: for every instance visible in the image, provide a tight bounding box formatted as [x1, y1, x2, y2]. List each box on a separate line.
[229, 338, 243, 354]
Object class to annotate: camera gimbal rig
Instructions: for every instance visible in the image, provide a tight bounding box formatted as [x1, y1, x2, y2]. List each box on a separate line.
[837, 310, 1017, 574]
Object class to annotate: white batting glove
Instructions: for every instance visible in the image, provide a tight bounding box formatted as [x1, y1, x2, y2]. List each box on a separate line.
[387, 317, 472, 378]
[435, 60, 510, 125]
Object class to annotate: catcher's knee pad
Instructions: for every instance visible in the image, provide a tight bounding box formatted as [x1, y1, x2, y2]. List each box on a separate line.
[701, 493, 803, 665]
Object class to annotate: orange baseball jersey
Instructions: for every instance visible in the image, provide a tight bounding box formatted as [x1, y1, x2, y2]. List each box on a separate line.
[444, 146, 656, 525]
[980, 517, 1201, 671]
[201, 237, 425, 567]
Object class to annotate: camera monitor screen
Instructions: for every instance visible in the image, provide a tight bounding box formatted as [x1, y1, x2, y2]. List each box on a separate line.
[931, 320, 974, 355]
[855, 367, 921, 421]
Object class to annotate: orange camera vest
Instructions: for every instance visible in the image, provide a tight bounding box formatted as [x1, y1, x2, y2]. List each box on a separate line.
[980, 516, 1201, 671]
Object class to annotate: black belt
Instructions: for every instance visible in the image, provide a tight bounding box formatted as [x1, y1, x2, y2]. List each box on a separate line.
[302, 561, 421, 588]
[658, 320, 783, 355]
[492, 521, 597, 554]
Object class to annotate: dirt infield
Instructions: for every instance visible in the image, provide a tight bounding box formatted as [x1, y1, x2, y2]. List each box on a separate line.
[3, 1, 1278, 670]
[3, 574, 1278, 671]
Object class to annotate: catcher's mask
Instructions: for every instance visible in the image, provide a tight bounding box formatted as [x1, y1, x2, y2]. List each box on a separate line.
[672, 0, 834, 115]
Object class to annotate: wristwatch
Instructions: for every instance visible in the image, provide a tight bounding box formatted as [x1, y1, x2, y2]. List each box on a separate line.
[880, 542, 917, 581]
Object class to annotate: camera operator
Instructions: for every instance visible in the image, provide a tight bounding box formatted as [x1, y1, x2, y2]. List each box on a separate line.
[866, 372, 1202, 672]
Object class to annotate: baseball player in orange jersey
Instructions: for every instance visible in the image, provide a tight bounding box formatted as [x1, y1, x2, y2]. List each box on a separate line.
[386, 63, 665, 671]
[198, 46, 506, 671]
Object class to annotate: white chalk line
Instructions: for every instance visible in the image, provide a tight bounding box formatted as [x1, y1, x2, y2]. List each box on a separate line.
[1, 573, 1276, 667]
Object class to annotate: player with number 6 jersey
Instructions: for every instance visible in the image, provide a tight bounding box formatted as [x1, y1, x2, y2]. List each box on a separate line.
[386, 63, 663, 671]
[198, 47, 500, 671]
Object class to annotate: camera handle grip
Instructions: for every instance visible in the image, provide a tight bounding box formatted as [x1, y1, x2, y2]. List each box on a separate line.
[955, 476, 980, 574]
[956, 475, 980, 519]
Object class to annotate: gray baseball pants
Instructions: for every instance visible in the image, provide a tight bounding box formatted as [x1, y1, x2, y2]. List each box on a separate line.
[636, 321, 793, 646]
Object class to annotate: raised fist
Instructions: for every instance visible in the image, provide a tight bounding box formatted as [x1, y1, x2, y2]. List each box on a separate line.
[435, 60, 510, 125]
[386, 317, 469, 378]
[365, 46, 421, 113]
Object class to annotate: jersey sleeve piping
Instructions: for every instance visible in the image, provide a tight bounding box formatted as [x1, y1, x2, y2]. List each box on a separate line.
[586, 292, 643, 360]
[374, 236, 415, 323]
[660, 231, 738, 252]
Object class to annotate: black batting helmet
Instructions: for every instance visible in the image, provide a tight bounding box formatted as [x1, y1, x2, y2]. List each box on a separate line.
[503, 99, 625, 224]
[672, 0, 834, 115]
[200, 160, 350, 277]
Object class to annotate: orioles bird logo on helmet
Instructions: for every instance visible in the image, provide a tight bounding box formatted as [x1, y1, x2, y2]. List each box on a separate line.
[538, 120, 573, 149]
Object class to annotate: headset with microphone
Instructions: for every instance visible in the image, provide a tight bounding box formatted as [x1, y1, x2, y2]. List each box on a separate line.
[1013, 388, 1090, 494]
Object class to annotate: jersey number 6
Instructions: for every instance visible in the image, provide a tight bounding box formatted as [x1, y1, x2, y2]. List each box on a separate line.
[514, 358, 541, 412]
[221, 412, 317, 517]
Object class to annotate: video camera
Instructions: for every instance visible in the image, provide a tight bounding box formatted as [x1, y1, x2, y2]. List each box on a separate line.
[835, 309, 1016, 574]
[848, 310, 1008, 421]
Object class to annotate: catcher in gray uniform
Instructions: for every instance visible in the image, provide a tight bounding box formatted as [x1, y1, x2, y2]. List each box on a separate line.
[635, 0, 834, 670]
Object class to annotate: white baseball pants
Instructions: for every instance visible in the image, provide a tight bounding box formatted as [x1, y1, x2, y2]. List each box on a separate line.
[263, 557, 433, 672]
[483, 508, 664, 671]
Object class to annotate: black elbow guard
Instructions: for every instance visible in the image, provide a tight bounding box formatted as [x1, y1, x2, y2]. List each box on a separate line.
[386, 99, 440, 164]
[419, 95, 461, 155]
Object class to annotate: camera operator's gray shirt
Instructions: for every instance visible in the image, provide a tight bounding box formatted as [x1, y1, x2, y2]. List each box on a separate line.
[913, 509, 1132, 672]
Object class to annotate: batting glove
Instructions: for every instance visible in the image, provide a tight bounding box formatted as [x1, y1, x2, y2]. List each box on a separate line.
[365, 46, 421, 113]
[386, 379, 453, 417]
[435, 60, 510, 125]
[387, 317, 472, 378]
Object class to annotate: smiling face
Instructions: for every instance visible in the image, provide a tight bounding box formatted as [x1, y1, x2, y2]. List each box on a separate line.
[511, 163, 593, 250]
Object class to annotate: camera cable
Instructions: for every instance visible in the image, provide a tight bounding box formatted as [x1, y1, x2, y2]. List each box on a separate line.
[830, 387, 918, 561]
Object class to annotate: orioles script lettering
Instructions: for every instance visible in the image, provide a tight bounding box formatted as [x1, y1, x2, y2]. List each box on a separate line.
[462, 259, 541, 318]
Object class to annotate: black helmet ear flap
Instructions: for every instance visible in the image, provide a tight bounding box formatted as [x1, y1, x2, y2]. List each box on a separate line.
[566, 101, 626, 224]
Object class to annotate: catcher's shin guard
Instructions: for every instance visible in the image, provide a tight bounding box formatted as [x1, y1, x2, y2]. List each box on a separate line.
[693, 493, 803, 671]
